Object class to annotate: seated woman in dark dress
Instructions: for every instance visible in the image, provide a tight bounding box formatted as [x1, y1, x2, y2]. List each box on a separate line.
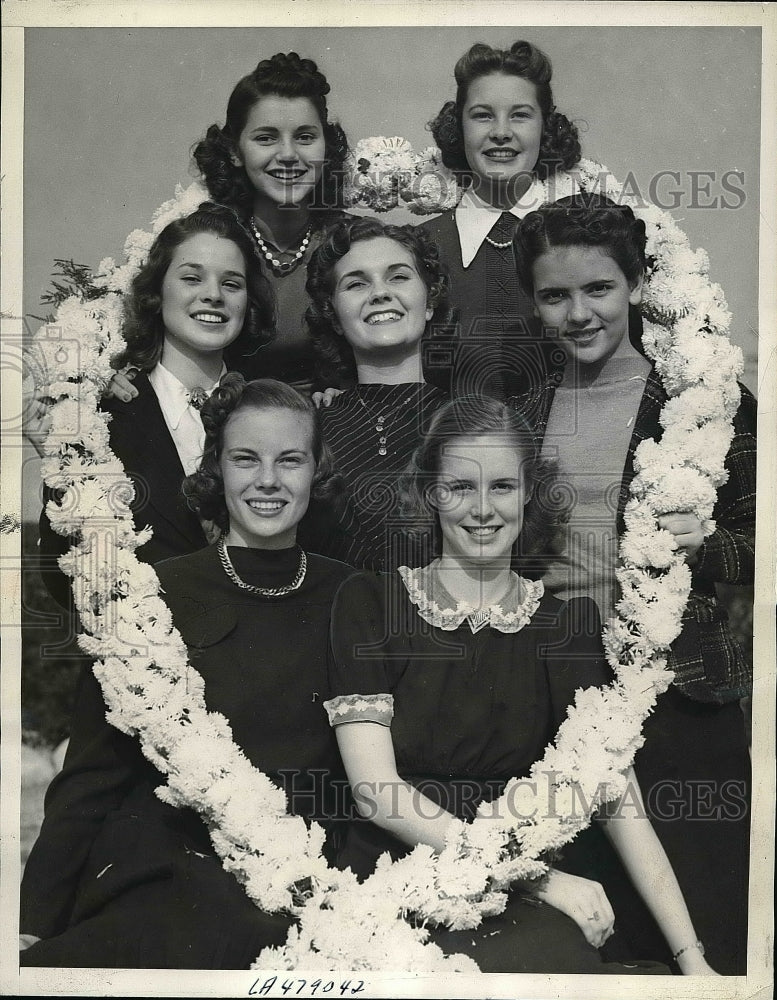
[300, 217, 450, 570]
[20, 377, 353, 968]
[325, 395, 717, 975]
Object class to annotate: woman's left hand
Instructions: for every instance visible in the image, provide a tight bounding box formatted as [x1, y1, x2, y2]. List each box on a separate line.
[106, 368, 138, 402]
[532, 868, 615, 949]
[658, 511, 705, 562]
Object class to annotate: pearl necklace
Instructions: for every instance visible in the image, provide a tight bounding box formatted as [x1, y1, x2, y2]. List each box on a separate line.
[249, 218, 312, 275]
[217, 537, 307, 597]
[355, 387, 419, 457]
[483, 235, 513, 250]
[484, 210, 519, 250]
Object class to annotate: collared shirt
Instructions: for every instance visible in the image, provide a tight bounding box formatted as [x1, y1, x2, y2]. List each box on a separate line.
[454, 179, 550, 268]
[148, 362, 226, 475]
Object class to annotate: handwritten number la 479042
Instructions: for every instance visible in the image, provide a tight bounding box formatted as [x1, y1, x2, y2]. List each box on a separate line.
[249, 977, 365, 997]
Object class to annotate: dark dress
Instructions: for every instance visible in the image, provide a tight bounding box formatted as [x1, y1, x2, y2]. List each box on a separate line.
[305, 383, 448, 571]
[230, 211, 351, 394]
[511, 362, 755, 974]
[326, 568, 667, 974]
[20, 544, 353, 968]
[418, 212, 541, 400]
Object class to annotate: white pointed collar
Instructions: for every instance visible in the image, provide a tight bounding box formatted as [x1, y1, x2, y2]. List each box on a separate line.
[148, 362, 226, 431]
[454, 179, 547, 268]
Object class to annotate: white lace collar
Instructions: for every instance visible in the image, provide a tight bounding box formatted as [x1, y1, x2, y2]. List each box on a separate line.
[398, 563, 544, 634]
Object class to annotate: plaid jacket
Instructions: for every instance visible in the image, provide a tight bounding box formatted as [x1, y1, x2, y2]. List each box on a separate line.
[510, 363, 757, 703]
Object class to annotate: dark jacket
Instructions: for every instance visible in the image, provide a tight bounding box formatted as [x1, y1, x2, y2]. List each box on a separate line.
[38, 372, 209, 606]
[510, 362, 757, 703]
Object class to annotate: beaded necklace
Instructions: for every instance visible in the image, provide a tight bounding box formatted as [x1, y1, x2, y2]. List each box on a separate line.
[249, 218, 312, 275]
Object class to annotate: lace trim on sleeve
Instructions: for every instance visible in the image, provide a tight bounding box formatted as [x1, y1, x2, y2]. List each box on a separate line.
[323, 692, 394, 727]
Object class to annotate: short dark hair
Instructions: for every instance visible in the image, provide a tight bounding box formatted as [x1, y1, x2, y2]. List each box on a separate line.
[399, 395, 564, 570]
[192, 52, 349, 218]
[513, 193, 648, 358]
[183, 373, 340, 532]
[428, 40, 581, 183]
[305, 216, 451, 387]
[114, 203, 275, 373]
[513, 193, 648, 297]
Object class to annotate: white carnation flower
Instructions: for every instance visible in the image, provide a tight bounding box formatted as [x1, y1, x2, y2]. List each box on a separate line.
[151, 181, 210, 233]
[343, 137, 416, 211]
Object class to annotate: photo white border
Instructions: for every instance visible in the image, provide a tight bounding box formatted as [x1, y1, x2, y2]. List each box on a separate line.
[1, 2, 774, 998]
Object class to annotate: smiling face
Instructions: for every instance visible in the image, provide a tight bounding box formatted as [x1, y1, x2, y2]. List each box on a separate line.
[462, 72, 543, 204]
[233, 95, 327, 211]
[329, 236, 433, 366]
[434, 434, 528, 565]
[160, 233, 248, 363]
[220, 405, 316, 549]
[531, 245, 643, 367]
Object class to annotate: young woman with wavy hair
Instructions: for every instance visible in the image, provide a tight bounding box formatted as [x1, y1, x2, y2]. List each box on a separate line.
[421, 40, 582, 400]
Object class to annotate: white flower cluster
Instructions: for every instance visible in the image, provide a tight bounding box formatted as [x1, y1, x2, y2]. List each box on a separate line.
[27, 157, 741, 971]
[581, 164, 744, 673]
[343, 138, 460, 214]
[343, 136, 417, 212]
[256, 849, 481, 973]
[400, 146, 461, 215]
[24, 296, 125, 394]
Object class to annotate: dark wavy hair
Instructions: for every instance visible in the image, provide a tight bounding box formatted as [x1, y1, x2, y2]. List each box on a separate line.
[513, 193, 647, 294]
[192, 52, 349, 218]
[183, 373, 340, 532]
[399, 395, 565, 572]
[306, 216, 452, 388]
[113, 203, 275, 374]
[428, 40, 581, 184]
[513, 193, 647, 354]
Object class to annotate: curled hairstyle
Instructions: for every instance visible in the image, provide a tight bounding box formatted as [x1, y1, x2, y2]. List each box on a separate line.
[513, 193, 647, 296]
[306, 216, 452, 387]
[192, 52, 349, 217]
[513, 193, 648, 357]
[429, 40, 581, 182]
[114, 203, 275, 374]
[400, 395, 564, 571]
[183, 373, 340, 532]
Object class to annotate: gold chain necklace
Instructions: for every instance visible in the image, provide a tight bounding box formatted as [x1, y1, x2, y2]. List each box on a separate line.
[217, 537, 307, 597]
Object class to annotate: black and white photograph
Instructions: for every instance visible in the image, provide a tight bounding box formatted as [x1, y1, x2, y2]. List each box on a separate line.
[1, 2, 774, 997]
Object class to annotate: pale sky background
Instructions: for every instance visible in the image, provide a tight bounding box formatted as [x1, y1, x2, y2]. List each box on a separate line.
[23, 26, 760, 388]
